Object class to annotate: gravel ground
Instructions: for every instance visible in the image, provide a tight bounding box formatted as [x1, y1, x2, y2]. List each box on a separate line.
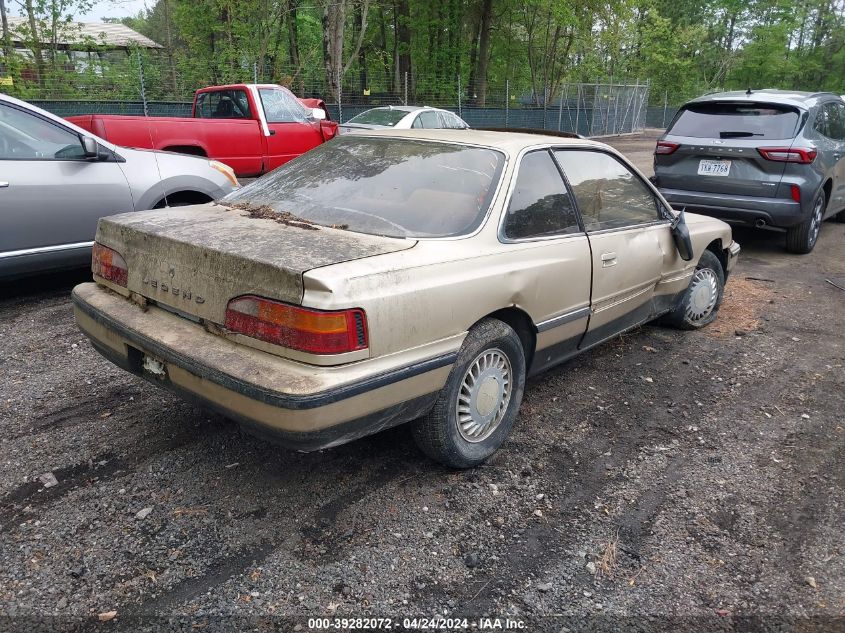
[1, 132, 844, 632]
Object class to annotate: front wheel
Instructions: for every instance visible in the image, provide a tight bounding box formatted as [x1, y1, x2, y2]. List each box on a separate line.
[663, 249, 725, 330]
[786, 189, 825, 253]
[411, 318, 526, 469]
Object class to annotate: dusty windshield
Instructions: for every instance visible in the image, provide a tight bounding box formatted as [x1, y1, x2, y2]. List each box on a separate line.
[224, 137, 505, 238]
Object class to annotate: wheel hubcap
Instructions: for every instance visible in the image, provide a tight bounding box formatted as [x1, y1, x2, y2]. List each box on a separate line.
[686, 268, 719, 322]
[809, 196, 824, 245]
[456, 349, 512, 442]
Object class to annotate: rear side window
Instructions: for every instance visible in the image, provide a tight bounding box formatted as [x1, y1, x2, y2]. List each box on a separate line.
[196, 90, 252, 119]
[417, 111, 442, 128]
[669, 102, 800, 139]
[503, 151, 580, 239]
[815, 102, 845, 140]
[347, 108, 407, 127]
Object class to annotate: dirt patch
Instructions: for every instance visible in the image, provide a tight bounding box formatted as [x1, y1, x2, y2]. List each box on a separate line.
[705, 276, 774, 337]
[220, 201, 321, 230]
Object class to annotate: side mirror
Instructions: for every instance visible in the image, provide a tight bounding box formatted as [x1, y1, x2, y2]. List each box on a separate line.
[311, 107, 327, 121]
[671, 207, 694, 261]
[81, 136, 99, 159]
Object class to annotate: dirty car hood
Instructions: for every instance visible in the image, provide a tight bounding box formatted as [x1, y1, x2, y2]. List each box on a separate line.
[95, 203, 416, 323]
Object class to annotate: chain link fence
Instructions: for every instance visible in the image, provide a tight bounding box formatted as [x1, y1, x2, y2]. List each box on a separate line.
[2, 50, 655, 136]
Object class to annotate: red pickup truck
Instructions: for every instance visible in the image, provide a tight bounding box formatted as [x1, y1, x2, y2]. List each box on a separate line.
[67, 84, 338, 177]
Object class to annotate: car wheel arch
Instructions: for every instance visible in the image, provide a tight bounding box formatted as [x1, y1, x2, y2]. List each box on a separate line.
[704, 239, 728, 277]
[475, 307, 537, 369]
[822, 179, 833, 208]
[161, 145, 208, 157]
[152, 190, 213, 209]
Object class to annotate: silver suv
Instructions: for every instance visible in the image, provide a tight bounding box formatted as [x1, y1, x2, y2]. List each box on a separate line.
[654, 90, 845, 253]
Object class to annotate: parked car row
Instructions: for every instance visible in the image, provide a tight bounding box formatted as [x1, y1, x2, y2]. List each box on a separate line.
[655, 89, 845, 253]
[8, 85, 840, 468]
[67, 84, 339, 177]
[0, 86, 475, 281]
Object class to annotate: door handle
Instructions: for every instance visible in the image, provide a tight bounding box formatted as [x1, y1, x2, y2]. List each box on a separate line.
[601, 252, 617, 267]
[0, 182, 9, 188]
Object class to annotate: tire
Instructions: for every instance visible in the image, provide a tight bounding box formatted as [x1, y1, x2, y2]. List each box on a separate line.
[786, 189, 825, 253]
[834, 209, 845, 223]
[411, 318, 526, 469]
[663, 249, 725, 330]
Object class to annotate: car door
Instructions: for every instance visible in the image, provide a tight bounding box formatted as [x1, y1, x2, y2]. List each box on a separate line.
[553, 149, 668, 349]
[499, 149, 592, 374]
[257, 86, 324, 171]
[0, 101, 134, 275]
[811, 102, 845, 210]
[828, 101, 845, 213]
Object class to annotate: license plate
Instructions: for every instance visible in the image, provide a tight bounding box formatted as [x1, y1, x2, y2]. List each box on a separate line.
[698, 159, 731, 176]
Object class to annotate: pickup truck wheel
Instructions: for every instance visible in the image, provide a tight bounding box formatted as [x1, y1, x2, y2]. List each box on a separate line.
[663, 250, 725, 330]
[411, 318, 526, 469]
[786, 189, 825, 253]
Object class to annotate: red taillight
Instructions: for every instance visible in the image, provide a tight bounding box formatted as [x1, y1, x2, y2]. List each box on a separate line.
[790, 184, 801, 203]
[655, 141, 680, 155]
[224, 295, 368, 355]
[91, 243, 128, 287]
[757, 147, 817, 164]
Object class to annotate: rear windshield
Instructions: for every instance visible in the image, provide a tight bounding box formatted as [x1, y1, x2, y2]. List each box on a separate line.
[224, 137, 505, 238]
[669, 102, 800, 139]
[346, 108, 408, 127]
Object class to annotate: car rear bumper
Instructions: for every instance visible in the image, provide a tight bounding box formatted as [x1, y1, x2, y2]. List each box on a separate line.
[72, 282, 457, 451]
[660, 188, 806, 228]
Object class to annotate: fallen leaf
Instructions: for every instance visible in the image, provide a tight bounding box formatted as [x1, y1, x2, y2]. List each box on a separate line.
[98, 611, 117, 622]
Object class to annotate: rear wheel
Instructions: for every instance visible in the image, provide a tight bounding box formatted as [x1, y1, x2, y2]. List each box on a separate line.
[786, 189, 825, 253]
[663, 250, 725, 330]
[411, 318, 526, 469]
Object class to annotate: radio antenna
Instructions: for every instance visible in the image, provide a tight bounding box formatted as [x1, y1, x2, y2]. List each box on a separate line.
[137, 48, 168, 207]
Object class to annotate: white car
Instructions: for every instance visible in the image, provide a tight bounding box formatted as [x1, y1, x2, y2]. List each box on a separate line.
[339, 105, 469, 134]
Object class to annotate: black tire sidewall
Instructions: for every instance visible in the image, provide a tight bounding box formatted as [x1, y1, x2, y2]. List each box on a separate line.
[669, 249, 725, 330]
[426, 320, 526, 467]
[787, 189, 825, 253]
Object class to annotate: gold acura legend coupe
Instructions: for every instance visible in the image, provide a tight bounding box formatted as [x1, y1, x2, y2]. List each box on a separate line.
[73, 130, 740, 468]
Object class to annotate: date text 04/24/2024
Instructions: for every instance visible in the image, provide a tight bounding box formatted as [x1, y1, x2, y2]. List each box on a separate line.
[306, 617, 526, 630]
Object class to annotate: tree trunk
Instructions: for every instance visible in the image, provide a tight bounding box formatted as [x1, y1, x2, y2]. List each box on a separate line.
[23, 0, 45, 86]
[287, 0, 303, 93]
[356, 4, 367, 97]
[0, 0, 12, 61]
[466, 0, 481, 102]
[396, 0, 411, 99]
[475, 0, 492, 106]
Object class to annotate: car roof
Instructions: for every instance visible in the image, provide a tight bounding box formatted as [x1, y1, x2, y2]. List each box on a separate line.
[358, 105, 431, 114]
[687, 89, 841, 110]
[346, 128, 603, 153]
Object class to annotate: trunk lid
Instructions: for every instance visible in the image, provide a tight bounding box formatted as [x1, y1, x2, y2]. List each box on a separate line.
[656, 101, 803, 198]
[95, 203, 415, 323]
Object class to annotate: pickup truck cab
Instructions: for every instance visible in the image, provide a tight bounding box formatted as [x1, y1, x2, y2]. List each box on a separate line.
[67, 84, 338, 177]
